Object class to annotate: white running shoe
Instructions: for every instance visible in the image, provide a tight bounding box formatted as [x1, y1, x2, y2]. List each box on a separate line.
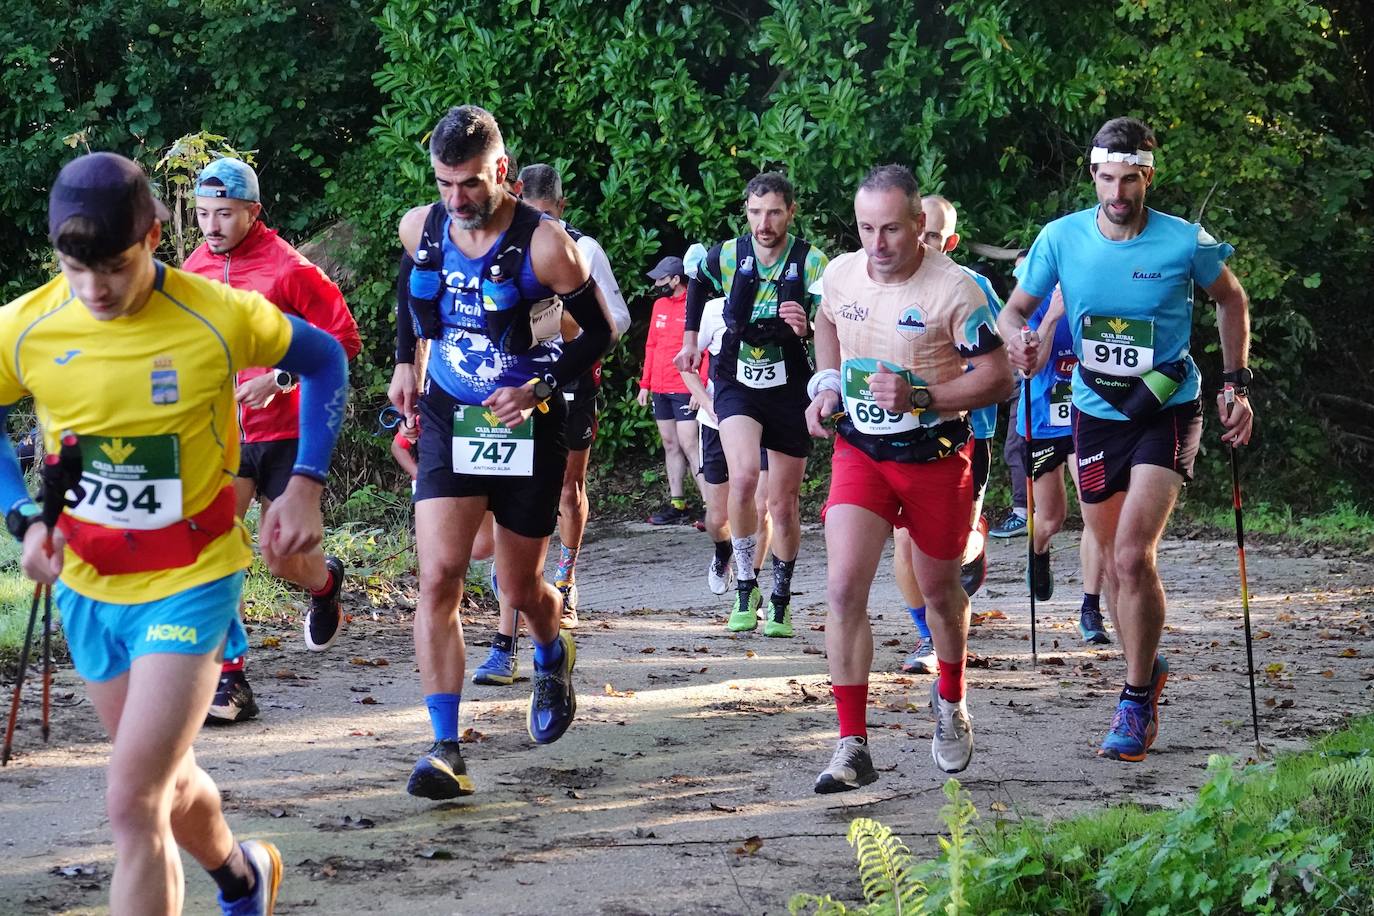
[930, 680, 974, 773]
[707, 556, 734, 595]
[814, 735, 878, 794]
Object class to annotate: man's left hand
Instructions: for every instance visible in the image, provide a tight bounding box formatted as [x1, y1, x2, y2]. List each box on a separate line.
[235, 372, 282, 410]
[260, 476, 324, 558]
[866, 363, 912, 413]
[484, 385, 539, 429]
[779, 300, 809, 338]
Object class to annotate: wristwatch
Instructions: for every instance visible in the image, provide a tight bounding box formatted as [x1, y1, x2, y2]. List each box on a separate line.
[273, 369, 297, 392]
[531, 377, 554, 402]
[6, 501, 41, 542]
[1222, 368, 1253, 396]
[908, 386, 933, 411]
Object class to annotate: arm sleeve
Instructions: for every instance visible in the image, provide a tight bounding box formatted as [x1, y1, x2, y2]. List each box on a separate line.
[684, 245, 723, 333]
[283, 262, 362, 360]
[0, 404, 32, 517]
[1014, 224, 1060, 299]
[549, 278, 612, 389]
[1191, 224, 1235, 287]
[580, 237, 631, 337]
[275, 316, 348, 483]
[395, 252, 418, 364]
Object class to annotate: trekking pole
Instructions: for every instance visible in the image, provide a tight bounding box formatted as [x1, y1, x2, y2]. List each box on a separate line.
[1224, 387, 1266, 759]
[1020, 328, 1038, 666]
[2, 582, 44, 766]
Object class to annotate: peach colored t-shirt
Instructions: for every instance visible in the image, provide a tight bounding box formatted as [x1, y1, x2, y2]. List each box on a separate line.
[820, 248, 1002, 424]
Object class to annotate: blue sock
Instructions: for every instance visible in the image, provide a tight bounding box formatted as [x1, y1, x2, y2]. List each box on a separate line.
[424, 693, 460, 743]
[908, 606, 931, 640]
[532, 634, 565, 671]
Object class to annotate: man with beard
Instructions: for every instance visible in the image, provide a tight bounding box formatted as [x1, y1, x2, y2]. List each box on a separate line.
[999, 117, 1254, 762]
[388, 106, 613, 799]
[675, 173, 829, 638]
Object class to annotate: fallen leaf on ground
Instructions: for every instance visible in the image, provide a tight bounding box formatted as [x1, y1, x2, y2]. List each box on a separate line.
[567, 789, 584, 799]
[1255, 630, 1273, 639]
[1340, 647, 1360, 657]
[989, 801, 1009, 812]
[745, 650, 757, 658]
[1039, 657, 1066, 667]
[604, 683, 636, 698]
[417, 848, 453, 860]
[460, 727, 485, 742]
[640, 647, 656, 654]
[881, 639, 900, 647]
[352, 695, 379, 705]
[260, 636, 281, 648]
[711, 802, 738, 813]
[734, 836, 764, 856]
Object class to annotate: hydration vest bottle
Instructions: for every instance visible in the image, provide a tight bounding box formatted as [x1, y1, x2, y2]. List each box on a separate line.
[482, 264, 519, 314]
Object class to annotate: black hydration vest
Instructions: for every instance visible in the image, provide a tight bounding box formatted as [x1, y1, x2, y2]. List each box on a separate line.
[407, 198, 558, 354]
[709, 235, 813, 385]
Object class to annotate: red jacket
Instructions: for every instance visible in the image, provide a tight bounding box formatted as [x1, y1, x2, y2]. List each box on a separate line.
[184, 221, 361, 443]
[640, 288, 707, 394]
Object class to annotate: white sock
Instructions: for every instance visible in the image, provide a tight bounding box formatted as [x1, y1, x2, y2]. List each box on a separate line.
[732, 534, 757, 583]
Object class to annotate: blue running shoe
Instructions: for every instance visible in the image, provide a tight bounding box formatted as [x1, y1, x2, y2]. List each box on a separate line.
[472, 643, 518, 686]
[989, 510, 1027, 538]
[217, 840, 282, 916]
[528, 630, 577, 744]
[1078, 607, 1111, 645]
[1099, 655, 1169, 761]
[488, 564, 499, 600]
[406, 739, 475, 799]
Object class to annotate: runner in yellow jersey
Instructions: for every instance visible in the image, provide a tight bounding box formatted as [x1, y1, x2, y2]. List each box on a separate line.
[0, 152, 348, 915]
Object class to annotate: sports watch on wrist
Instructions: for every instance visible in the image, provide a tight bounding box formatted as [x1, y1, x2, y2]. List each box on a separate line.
[908, 386, 933, 411]
[1222, 368, 1253, 395]
[273, 369, 296, 392]
[6, 501, 41, 542]
[531, 377, 554, 402]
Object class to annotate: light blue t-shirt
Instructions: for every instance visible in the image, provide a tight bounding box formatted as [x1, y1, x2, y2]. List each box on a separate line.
[1016, 207, 1234, 421]
[1027, 295, 1076, 440]
[961, 266, 1002, 439]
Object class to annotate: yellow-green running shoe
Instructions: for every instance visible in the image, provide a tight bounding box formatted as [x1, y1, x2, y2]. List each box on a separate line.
[727, 581, 762, 631]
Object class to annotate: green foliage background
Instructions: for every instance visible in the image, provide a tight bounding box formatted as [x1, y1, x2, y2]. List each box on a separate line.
[2, 0, 1371, 508]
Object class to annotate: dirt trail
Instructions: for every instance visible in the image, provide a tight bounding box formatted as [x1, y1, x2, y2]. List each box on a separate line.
[2, 523, 1372, 915]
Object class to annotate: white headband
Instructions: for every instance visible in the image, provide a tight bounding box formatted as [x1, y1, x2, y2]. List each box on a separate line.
[1091, 146, 1155, 167]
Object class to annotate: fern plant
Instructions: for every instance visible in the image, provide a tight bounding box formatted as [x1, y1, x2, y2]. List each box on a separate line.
[1313, 749, 1374, 796]
[790, 817, 929, 915]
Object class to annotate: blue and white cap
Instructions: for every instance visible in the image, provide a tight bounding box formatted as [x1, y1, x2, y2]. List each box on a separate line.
[195, 157, 260, 202]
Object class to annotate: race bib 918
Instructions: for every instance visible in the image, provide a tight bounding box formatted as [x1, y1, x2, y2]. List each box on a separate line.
[72, 434, 183, 529]
[1081, 315, 1155, 377]
[841, 359, 922, 436]
[452, 406, 533, 476]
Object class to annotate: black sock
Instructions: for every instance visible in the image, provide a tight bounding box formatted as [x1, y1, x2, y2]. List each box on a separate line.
[209, 843, 256, 902]
[1120, 682, 1151, 705]
[771, 556, 796, 601]
[713, 540, 733, 564]
[1082, 593, 1100, 613]
[492, 632, 514, 653]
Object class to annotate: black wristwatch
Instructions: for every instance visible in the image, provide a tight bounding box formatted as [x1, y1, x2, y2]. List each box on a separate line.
[274, 369, 297, 392]
[531, 377, 554, 402]
[1222, 368, 1253, 395]
[908, 386, 933, 411]
[6, 501, 41, 542]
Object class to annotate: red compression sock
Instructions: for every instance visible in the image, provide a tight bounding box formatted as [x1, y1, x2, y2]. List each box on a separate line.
[937, 658, 965, 703]
[832, 683, 869, 738]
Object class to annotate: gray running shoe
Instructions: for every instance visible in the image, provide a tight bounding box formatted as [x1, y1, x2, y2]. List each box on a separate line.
[930, 680, 974, 773]
[814, 735, 878, 794]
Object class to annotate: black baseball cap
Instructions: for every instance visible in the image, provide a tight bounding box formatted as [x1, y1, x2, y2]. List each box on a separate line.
[646, 256, 685, 281]
[48, 152, 170, 261]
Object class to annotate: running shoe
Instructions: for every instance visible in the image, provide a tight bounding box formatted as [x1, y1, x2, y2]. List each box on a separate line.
[527, 630, 577, 744]
[488, 563, 499, 600]
[304, 555, 345, 652]
[1029, 550, 1054, 601]
[406, 739, 476, 799]
[1079, 606, 1111, 645]
[707, 556, 734, 595]
[206, 669, 259, 724]
[900, 636, 938, 675]
[217, 839, 283, 916]
[648, 502, 691, 525]
[989, 510, 1028, 538]
[1098, 655, 1169, 761]
[471, 644, 518, 686]
[763, 597, 793, 638]
[814, 735, 878, 794]
[727, 581, 762, 632]
[930, 680, 974, 773]
[557, 581, 579, 629]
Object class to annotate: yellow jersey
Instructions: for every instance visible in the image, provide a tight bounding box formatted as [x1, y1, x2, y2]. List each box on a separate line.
[0, 261, 293, 602]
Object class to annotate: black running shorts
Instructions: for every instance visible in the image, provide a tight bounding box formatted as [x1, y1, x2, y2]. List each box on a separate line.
[562, 386, 599, 453]
[651, 391, 696, 422]
[1029, 436, 1073, 481]
[971, 436, 992, 501]
[414, 384, 569, 539]
[1072, 400, 1203, 504]
[711, 378, 811, 459]
[237, 438, 298, 502]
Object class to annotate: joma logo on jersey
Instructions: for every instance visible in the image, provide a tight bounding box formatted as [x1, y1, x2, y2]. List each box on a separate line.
[1131, 270, 1162, 280]
[145, 624, 198, 644]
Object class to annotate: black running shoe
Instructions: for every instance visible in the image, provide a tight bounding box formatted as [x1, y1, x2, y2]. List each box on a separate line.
[1029, 550, 1054, 601]
[305, 555, 345, 652]
[206, 669, 258, 724]
[406, 739, 475, 800]
[1079, 606, 1111, 645]
[648, 503, 691, 525]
